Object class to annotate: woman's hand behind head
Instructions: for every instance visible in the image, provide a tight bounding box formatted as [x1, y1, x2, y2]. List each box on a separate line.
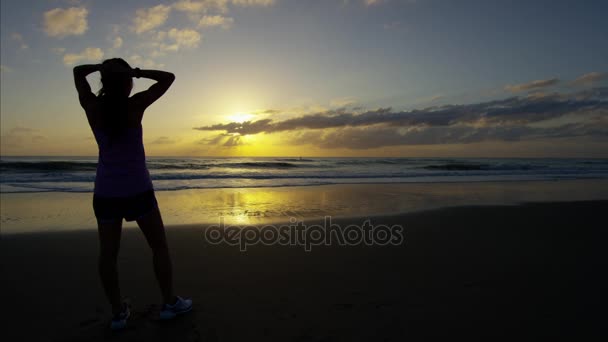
[99, 58, 135, 98]
[101, 58, 133, 77]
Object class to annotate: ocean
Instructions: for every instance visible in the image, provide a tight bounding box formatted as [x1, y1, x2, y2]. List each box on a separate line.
[1, 156, 608, 193]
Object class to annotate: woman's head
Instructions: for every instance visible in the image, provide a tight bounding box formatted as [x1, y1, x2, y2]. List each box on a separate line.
[98, 58, 133, 98]
[97, 58, 132, 137]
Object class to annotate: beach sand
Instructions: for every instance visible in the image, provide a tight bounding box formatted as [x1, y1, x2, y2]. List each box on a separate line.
[1, 200, 607, 340]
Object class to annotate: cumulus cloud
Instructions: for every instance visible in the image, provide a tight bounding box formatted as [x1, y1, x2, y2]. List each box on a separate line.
[63, 47, 104, 65]
[128, 55, 164, 69]
[157, 28, 202, 52]
[231, 0, 275, 6]
[504, 78, 560, 92]
[173, 0, 275, 17]
[194, 88, 608, 149]
[571, 72, 608, 86]
[132, 4, 171, 34]
[173, 0, 208, 13]
[112, 36, 124, 49]
[198, 15, 234, 28]
[173, 0, 230, 13]
[43, 7, 88, 37]
[136, 0, 274, 53]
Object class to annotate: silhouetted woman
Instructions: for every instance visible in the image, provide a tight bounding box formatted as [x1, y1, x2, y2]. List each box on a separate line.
[73, 58, 192, 330]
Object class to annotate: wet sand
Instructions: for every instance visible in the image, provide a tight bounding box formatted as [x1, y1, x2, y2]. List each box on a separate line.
[3, 179, 608, 234]
[1, 200, 607, 340]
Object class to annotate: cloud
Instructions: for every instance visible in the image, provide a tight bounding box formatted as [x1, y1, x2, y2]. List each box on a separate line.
[223, 135, 243, 146]
[106, 25, 124, 50]
[504, 78, 560, 92]
[255, 109, 281, 114]
[173, 0, 208, 13]
[43, 7, 88, 37]
[347, 0, 414, 7]
[112, 36, 124, 49]
[287, 123, 607, 149]
[329, 97, 358, 107]
[63, 47, 104, 65]
[157, 28, 202, 51]
[231, 0, 275, 6]
[194, 88, 608, 148]
[150, 136, 178, 144]
[128, 55, 164, 69]
[141, 0, 274, 40]
[174, 0, 232, 13]
[428, 95, 444, 102]
[10, 33, 28, 49]
[571, 72, 608, 86]
[199, 133, 244, 146]
[132, 4, 171, 34]
[173, 0, 275, 15]
[198, 15, 234, 28]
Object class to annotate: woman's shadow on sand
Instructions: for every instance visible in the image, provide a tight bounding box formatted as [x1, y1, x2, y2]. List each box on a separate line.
[57, 304, 216, 342]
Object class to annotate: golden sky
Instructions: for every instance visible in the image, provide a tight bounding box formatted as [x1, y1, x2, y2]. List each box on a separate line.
[1, 0, 608, 157]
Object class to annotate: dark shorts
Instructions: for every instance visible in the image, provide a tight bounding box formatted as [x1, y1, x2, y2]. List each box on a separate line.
[93, 189, 159, 223]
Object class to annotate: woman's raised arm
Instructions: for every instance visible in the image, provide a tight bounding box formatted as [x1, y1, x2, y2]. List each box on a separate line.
[73, 64, 101, 110]
[131, 69, 176, 110]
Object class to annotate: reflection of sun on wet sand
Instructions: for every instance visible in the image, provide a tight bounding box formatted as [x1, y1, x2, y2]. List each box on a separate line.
[2, 200, 608, 340]
[4, 180, 608, 233]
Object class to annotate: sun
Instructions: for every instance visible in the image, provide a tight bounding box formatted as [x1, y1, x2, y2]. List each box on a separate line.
[228, 112, 255, 123]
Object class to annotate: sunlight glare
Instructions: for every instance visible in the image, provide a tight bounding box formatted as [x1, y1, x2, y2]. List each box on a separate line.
[228, 112, 255, 123]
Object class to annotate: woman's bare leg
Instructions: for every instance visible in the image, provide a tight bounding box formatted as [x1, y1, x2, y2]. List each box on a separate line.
[136, 208, 175, 305]
[97, 220, 123, 315]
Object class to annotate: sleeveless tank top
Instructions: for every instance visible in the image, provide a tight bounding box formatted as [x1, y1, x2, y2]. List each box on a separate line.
[92, 125, 154, 197]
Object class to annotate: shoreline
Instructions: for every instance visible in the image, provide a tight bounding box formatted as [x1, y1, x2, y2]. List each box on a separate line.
[3, 175, 608, 194]
[3, 179, 608, 234]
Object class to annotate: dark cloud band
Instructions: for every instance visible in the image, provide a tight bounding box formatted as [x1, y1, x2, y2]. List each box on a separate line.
[194, 87, 608, 135]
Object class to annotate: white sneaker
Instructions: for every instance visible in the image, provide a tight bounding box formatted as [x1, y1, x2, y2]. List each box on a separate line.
[110, 303, 130, 331]
[159, 296, 193, 320]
